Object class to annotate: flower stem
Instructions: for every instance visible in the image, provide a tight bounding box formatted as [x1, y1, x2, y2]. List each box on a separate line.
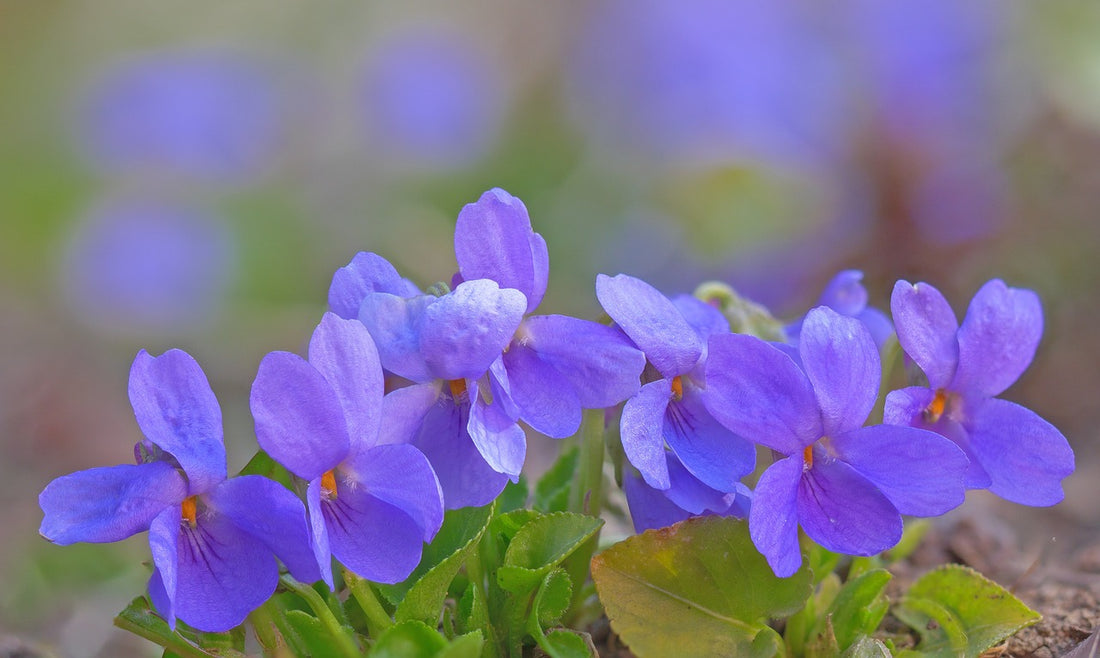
[248, 598, 293, 658]
[345, 571, 394, 638]
[569, 408, 605, 516]
[279, 574, 361, 658]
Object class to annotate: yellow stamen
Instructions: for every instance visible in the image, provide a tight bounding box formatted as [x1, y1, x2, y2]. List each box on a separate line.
[321, 470, 338, 499]
[803, 445, 814, 469]
[181, 496, 198, 528]
[670, 376, 684, 401]
[449, 379, 467, 399]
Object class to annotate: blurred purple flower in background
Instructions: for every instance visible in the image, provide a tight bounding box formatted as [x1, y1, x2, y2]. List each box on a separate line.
[360, 29, 504, 169]
[61, 200, 234, 334]
[786, 270, 893, 349]
[569, 0, 845, 169]
[80, 51, 284, 179]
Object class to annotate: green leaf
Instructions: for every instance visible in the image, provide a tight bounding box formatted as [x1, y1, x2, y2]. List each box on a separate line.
[236, 449, 295, 491]
[894, 564, 1041, 657]
[371, 620, 447, 658]
[437, 631, 485, 658]
[535, 569, 573, 627]
[829, 569, 892, 651]
[376, 504, 494, 624]
[534, 446, 579, 512]
[114, 596, 237, 658]
[502, 512, 603, 571]
[284, 609, 355, 658]
[542, 629, 596, 658]
[843, 636, 893, 657]
[591, 517, 812, 657]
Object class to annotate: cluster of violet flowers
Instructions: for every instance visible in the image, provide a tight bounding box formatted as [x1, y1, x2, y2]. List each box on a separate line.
[39, 188, 1075, 632]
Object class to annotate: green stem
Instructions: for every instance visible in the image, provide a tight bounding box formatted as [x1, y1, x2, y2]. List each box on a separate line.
[247, 599, 282, 655]
[345, 571, 394, 638]
[569, 408, 606, 516]
[279, 574, 361, 658]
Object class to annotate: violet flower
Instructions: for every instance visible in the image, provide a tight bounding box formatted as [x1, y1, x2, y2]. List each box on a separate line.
[39, 350, 320, 631]
[597, 273, 755, 496]
[705, 306, 969, 577]
[80, 51, 283, 179]
[786, 270, 893, 349]
[353, 271, 529, 509]
[885, 279, 1074, 506]
[250, 313, 444, 584]
[454, 188, 645, 438]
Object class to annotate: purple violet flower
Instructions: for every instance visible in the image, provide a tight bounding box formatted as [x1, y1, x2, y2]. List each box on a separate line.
[885, 279, 1075, 506]
[250, 313, 444, 584]
[596, 273, 755, 497]
[39, 350, 320, 632]
[347, 267, 529, 509]
[787, 270, 893, 349]
[705, 306, 969, 577]
[454, 188, 646, 438]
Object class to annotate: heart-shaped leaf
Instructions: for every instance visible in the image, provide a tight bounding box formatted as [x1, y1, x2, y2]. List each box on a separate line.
[894, 564, 1040, 657]
[591, 517, 812, 658]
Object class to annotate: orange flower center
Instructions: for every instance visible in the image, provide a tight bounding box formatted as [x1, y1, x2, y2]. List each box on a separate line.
[925, 389, 948, 423]
[449, 379, 467, 399]
[670, 376, 684, 401]
[803, 445, 814, 469]
[321, 470, 338, 500]
[181, 496, 198, 528]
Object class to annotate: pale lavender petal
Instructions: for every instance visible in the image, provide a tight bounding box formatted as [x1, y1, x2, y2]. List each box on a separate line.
[620, 380, 673, 489]
[749, 455, 804, 578]
[39, 462, 186, 545]
[128, 349, 226, 494]
[468, 380, 526, 479]
[342, 444, 444, 542]
[306, 480, 334, 588]
[818, 270, 868, 316]
[358, 292, 434, 382]
[953, 280, 1043, 398]
[375, 383, 441, 447]
[671, 294, 730, 341]
[968, 398, 1074, 506]
[148, 506, 180, 628]
[890, 280, 959, 389]
[454, 188, 547, 312]
[596, 273, 702, 377]
[487, 355, 521, 422]
[665, 385, 755, 492]
[519, 314, 645, 408]
[884, 386, 992, 489]
[328, 251, 419, 319]
[419, 279, 527, 381]
[799, 307, 879, 435]
[206, 475, 322, 585]
[830, 425, 968, 516]
[501, 342, 582, 438]
[797, 459, 902, 557]
[323, 480, 424, 583]
[412, 397, 508, 509]
[173, 509, 279, 631]
[704, 333, 821, 454]
[308, 313, 384, 450]
[250, 351, 349, 481]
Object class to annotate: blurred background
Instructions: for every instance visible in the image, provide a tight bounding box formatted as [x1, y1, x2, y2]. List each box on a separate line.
[2, 2, 1099, 655]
